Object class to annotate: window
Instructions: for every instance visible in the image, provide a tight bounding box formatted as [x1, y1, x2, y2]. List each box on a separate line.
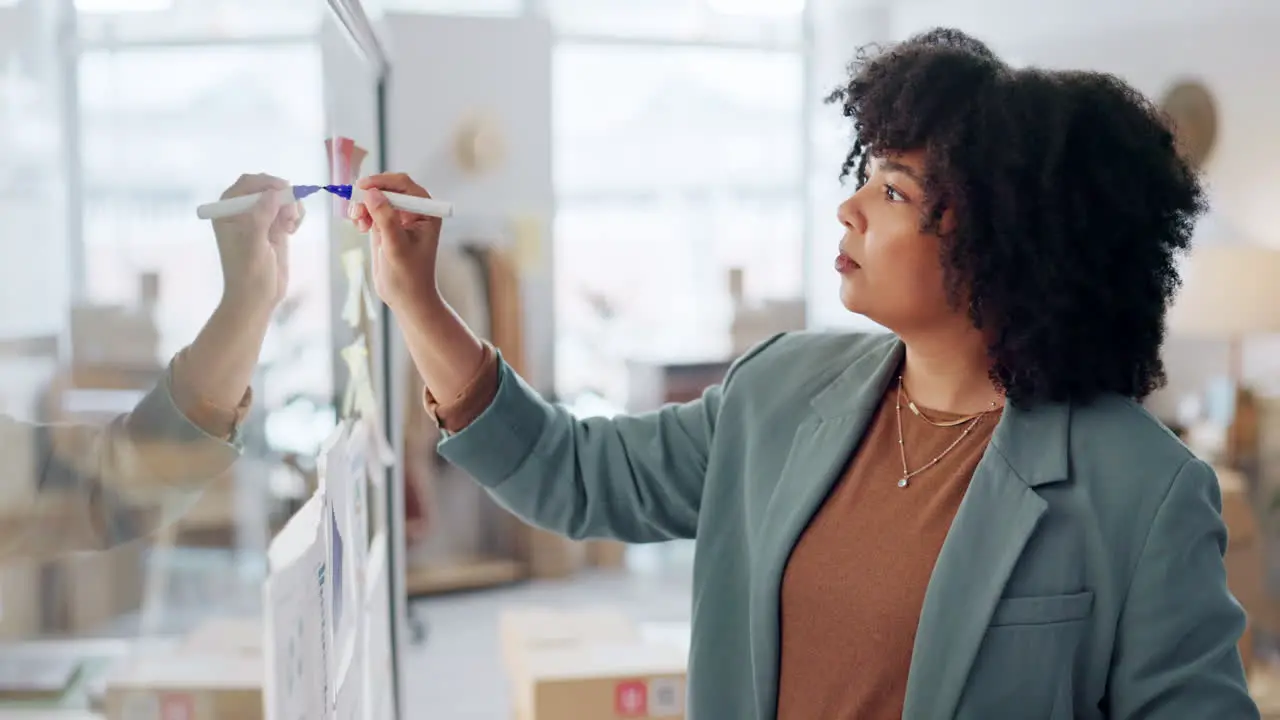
[76, 46, 340, 568]
[545, 0, 803, 45]
[553, 43, 805, 401]
[55, 40, 344, 641]
[377, 0, 523, 16]
[76, 0, 321, 43]
[0, 2, 408, 701]
[78, 45, 329, 409]
[0, 4, 340, 650]
[0, 0, 70, 422]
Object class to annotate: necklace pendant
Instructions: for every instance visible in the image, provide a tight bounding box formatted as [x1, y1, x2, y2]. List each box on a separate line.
[897, 477, 909, 488]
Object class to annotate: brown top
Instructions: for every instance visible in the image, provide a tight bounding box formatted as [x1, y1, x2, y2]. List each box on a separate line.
[426, 352, 1001, 719]
[776, 382, 999, 720]
[170, 346, 254, 440]
[424, 341, 501, 434]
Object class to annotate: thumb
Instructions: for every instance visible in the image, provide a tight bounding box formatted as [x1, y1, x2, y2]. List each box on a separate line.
[251, 186, 292, 228]
[365, 189, 406, 251]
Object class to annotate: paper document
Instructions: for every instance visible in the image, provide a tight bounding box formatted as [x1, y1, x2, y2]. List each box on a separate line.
[362, 533, 395, 720]
[264, 494, 329, 720]
[318, 421, 366, 702]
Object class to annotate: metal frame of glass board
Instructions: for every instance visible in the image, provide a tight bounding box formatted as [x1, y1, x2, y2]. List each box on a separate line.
[321, 1, 409, 718]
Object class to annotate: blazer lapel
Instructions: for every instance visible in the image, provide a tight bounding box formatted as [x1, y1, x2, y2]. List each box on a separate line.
[901, 400, 1072, 720]
[749, 335, 903, 719]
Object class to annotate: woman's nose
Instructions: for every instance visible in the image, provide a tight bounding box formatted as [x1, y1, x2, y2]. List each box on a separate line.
[837, 195, 865, 234]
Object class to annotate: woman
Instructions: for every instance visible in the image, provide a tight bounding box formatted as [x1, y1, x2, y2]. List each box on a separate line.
[356, 28, 1256, 720]
[1, 174, 303, 562]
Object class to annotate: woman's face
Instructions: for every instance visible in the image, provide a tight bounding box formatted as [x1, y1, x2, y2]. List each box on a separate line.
[835, 150, 958, 332]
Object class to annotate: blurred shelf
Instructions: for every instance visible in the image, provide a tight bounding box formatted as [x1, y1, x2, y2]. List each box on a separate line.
[405, 556, 526, 597]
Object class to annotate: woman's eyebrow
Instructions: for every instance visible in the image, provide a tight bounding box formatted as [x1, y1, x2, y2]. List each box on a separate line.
[878, 159, 925, 185]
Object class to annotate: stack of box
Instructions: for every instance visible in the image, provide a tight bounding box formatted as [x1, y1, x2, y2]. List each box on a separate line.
[0, 492, 146, 639]
[182, 617, 264, 657]
[68, 303, 161, 373]
[499, 607, 690, 720]
[102, 617, 263, 720]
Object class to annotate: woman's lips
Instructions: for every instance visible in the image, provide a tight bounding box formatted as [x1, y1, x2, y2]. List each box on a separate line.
[835, 253, 860, 273]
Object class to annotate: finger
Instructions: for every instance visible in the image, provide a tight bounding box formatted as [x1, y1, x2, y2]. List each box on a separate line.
[251, 186, 294, 225]
[348, 208, 370, 233]
[290, 202, 307, 234]
[219, 173, 257, 200]
[221, 173, 289, 201]
[271, 201, 301, 237]
[277, 200, 302, 228]
[276, 231, 290, 269]
[364, 189, 407, 251]
[348, 201, 371, 227]
[357, 173, 431, 198]
[350, 199, 376, 233]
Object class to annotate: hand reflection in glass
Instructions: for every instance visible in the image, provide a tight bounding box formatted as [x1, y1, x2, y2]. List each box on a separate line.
[0, 174, 304, 562]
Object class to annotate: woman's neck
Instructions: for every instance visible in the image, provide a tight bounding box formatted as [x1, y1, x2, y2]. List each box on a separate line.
[899, 327, 1003, 415]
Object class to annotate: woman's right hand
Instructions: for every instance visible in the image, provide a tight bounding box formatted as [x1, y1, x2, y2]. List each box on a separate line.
[353, 171, 487, 410]
[349, 173, 443, 312]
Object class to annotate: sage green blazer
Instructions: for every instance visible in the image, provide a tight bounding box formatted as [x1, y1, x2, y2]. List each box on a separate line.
[438, 331, 1258, 719]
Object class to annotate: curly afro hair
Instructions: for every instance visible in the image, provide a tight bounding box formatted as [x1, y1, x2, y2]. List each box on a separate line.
[827, 27, 1206, 407]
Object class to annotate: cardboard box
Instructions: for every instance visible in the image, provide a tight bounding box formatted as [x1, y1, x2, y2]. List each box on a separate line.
[521, 527, 587, 580]
[499, 607, 639, 680]
[103, 653, 263, 720]
[0, 493, 145, 638]
[0, 560, 42, 640]
[174, 472, 239, 547]
[516, 643, 687, 720]
[69, 304, 161, 370]
[586, 540, 629, 570]
[183, 616, 262, 657]
[500, 608, 689, 720]
[51, 544, 146, 635]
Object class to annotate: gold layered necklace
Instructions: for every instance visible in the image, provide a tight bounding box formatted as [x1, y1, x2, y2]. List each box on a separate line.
[894, 377, 1000, 489]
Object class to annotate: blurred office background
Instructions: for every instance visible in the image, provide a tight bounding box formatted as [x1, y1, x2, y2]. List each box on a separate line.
[3, 0, 1280, 717]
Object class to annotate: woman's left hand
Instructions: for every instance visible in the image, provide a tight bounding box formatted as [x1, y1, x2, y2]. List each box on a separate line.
[211, 173, 305, 315]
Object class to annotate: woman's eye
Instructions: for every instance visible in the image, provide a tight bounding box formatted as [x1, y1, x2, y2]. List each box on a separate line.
[883, 184, 906, 202]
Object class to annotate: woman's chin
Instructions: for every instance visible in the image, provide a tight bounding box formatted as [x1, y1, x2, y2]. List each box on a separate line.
[839, 283, 866, 315]
[838, 286, 888, 328]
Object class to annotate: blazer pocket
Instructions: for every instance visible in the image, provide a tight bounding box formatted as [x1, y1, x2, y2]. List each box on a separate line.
[988, 591, 1094, 627]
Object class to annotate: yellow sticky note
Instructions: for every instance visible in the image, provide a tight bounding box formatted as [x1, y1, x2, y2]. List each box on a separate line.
[355, 378, 378, 419]
[510, 215, 543, 275]
[341, 249, 367, 328]
[340, 338, 372, 418]
[362, 282, 381, 325]
[342, 376, 357, 417]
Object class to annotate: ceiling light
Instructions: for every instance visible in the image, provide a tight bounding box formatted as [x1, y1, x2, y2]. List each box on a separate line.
[75, 0, 172, 14]
[706, 0, 804, 17]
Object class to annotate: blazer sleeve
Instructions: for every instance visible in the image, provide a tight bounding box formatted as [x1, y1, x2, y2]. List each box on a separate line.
[0, 363, 242, 563]
[436, 335, 784, 543]
[1106, 458, 1260, 719]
